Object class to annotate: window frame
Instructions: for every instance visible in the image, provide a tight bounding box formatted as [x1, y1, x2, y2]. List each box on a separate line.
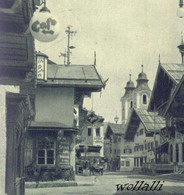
[88, 128, 92, 136]
[96, 127, 100, 137]
[126, 161, 130, 167]
[37, 140, 55, 166]
[143, 94, 147, 105]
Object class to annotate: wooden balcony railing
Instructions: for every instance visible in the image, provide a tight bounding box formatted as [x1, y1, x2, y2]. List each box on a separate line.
[0, 32, 34, 69]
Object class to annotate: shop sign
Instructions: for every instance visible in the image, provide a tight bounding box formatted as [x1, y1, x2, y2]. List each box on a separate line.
[29, 12, 60, 42]
[36, 55, 47, 80]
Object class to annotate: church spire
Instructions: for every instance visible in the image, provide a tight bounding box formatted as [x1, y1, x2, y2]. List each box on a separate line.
[177, 32, 184, 64]
[129, 74, 131, 81]
[136, 65, 149, 89]
[125, 74, 135, 94]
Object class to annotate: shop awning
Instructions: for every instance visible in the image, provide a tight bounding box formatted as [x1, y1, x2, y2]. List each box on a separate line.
[29, 121, 79, 133]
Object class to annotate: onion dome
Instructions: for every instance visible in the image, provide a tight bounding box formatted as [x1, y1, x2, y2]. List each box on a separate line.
[136, 65, 150, 90]
[137, 65, 148, 82]
[125, 74, 135, 91]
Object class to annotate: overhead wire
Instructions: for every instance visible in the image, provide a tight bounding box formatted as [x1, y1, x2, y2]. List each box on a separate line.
[42, 36, 67, 52]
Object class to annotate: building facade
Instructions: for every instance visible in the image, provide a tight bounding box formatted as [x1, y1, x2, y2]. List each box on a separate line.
[76, 110, 104, 170]
[24, 53, 105, 181]
[148, 44, 184, 173]
[120, 66, 152, 172]
[124, 108, 165, 172]
[104, 123, 124, 171]
[120, 66, 151, 125]
[0, 1, 36, 194]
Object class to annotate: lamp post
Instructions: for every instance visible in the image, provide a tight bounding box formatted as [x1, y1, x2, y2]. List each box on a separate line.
[177, 0, 184, 18]
[114, 116, 119, 124]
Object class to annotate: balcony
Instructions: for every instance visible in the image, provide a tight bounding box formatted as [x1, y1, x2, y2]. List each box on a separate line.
[142, 162, 174, 173]
[93, 137, 103, 143]
[0, 32, 34, 69]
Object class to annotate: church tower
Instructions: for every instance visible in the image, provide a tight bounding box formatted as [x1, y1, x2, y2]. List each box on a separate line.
[133, 65, 151, 110]
[120, 74, 135, 125]
[121, 65, 151, 125]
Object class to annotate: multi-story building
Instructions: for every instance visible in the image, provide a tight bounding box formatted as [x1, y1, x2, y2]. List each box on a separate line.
[0, 1, 36, 194]
[120, 66, 151, 125]
[120, 66, 152, 172]
[24, 53, 105, 181]
[123, 108, 165, 172]
[148, 41, 184, 173]
[76, 110, 104, 166]
[104, 123, 124, 171]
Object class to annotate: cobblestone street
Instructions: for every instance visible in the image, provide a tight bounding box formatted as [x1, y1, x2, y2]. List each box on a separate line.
[26, 174, 184, 195]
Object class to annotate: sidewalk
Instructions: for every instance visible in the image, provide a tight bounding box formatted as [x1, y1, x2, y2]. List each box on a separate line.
[25, 175, 95, 188]
[25, 180, 77, 188]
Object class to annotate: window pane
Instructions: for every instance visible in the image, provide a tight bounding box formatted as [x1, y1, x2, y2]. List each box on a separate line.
[38, 150, 45, 157]
[38, 158, 45, 164]
[47, 158, 54, 164]
[143, 95, 147, 104]
[47, 150, 54, 157]
[126, 161, 130, 166]
[96, 128, 100, 136]
[88, 128, 91, 136]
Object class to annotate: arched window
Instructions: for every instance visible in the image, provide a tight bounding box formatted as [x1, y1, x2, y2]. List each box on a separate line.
[176, 144, 179, 163]
[143, 95, 147, 104]
[130, 101, 133, 108]
[170, 145, 173, 162]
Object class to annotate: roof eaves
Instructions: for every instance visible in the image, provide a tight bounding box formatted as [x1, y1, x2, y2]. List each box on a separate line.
[163, 73, 184, 116]
[148, 63, 161, 111]
[160, 64, 179, 85]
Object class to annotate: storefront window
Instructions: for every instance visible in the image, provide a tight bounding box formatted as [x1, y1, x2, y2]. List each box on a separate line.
[37, 140, 55, 165]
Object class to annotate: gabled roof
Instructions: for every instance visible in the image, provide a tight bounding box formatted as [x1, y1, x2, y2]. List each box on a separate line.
[107, 123, 124, 135]
[148, 63, 184, 112]
[164, 73, 184, 116]
[124, 108, 165, 140]
[37, 64, 105, 90]
[160, 63, 184, 84]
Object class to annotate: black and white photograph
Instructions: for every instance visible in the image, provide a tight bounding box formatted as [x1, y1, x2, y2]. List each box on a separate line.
[1, 0, 184, 195]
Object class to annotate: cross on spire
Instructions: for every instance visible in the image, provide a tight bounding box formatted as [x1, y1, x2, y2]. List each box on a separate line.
[129, 74, 131, 81]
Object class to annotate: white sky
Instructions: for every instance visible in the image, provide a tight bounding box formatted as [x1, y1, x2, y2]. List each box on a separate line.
[36, 0, 184, 123]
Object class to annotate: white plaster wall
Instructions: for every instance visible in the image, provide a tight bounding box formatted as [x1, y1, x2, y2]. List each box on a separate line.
[134, 123, 159, 163]
[0, 85, 19, 195]
[92, 125, 104, 157]
[35, 87, 74, 126]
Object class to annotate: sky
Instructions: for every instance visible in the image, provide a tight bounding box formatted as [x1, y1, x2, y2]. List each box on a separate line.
[36, 0, 184, 123]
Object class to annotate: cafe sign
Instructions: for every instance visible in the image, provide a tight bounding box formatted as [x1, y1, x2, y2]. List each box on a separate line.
[36, 52, 48, 80]
[29, 11, 60, 42]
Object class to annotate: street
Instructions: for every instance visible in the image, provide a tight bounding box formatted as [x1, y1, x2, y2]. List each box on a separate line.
[26, 174, 184, 195]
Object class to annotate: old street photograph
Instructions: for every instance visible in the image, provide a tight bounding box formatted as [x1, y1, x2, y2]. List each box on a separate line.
[1, 0, 184, 195]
